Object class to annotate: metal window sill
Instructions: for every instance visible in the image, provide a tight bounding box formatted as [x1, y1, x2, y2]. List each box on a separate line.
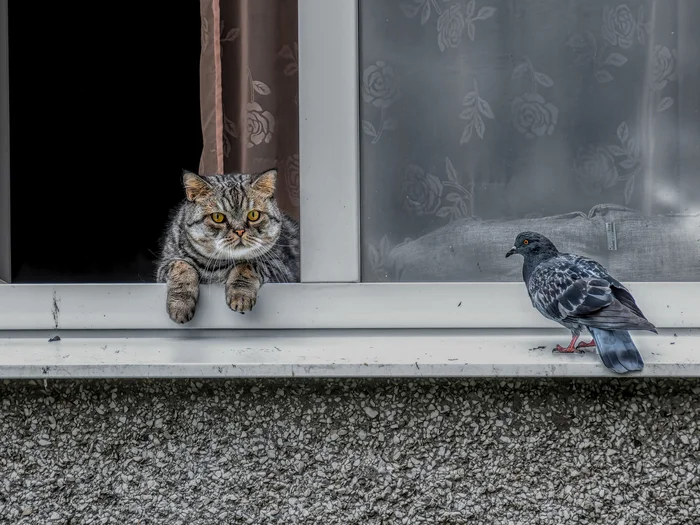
[0, 328, 697, 379]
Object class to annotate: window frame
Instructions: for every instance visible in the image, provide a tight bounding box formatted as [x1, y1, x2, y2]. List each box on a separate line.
[0, 0, 698, 338]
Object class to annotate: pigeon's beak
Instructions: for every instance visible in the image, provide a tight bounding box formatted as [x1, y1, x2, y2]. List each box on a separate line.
[505, 246, 517, 258]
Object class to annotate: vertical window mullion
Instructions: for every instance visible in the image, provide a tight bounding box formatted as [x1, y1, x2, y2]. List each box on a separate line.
[298, 0, 360, 283]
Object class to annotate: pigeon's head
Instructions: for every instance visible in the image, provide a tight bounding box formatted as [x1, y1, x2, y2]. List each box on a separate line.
[505, 231, 559, 259]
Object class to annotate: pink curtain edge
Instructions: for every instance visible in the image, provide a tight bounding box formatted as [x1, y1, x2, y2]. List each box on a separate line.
[212, 0, 224, 173]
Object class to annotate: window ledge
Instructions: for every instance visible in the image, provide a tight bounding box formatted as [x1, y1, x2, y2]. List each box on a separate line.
[0, 329, 698, 378]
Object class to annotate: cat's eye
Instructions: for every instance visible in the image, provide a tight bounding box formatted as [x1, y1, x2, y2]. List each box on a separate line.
[211, 212, 226, 223]
[247, 210, 261, 222]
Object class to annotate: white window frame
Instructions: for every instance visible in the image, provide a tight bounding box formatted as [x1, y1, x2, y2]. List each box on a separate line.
[1, 0, 699, 377]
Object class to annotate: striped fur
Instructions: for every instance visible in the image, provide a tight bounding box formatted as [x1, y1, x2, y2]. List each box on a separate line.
[156, 169, 299, 323]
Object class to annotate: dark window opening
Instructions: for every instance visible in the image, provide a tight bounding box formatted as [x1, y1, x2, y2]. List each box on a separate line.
[8, 1, 202, 283]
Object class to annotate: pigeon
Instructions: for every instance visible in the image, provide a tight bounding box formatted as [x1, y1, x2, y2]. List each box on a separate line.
[505, 231, 657, 374]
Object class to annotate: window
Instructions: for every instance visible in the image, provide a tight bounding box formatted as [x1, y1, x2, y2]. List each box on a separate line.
[359, 0, 700, 284]
[1, 0, 699, 348]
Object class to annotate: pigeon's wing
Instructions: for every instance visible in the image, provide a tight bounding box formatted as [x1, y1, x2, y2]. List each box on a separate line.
[555, 277, 614, 320]
[561, 255, 653, 325]
[528, 255, 655, 331]
[531, 274, 613, 324]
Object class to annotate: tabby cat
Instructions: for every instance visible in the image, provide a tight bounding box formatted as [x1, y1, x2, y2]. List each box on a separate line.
[156, 169, 300, 323]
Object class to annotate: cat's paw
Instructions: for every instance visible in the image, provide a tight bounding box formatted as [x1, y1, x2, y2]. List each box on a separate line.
[166, 292, 197, 324]
[226, 287, 257, 313]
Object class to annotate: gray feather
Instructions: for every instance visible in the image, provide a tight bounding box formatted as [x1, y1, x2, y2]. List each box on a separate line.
[527, 253, 656, 334]
[590, 328, 644, 374]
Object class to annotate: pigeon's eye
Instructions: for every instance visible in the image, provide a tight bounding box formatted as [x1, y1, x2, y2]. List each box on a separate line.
[523, 239, 529, 245]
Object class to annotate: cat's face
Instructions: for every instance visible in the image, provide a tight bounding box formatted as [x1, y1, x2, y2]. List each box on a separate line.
[182, 169, 283, 260]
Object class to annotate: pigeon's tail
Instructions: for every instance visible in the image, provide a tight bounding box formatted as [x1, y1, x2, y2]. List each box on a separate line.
[590, 328, 644, 374]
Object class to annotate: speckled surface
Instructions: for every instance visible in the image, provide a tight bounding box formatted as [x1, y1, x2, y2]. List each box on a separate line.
[1, 378, 699, 524]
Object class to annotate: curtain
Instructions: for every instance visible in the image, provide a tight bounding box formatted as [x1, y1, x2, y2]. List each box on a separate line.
[359, 0, 700, 281]
[199, 0, 299, 220]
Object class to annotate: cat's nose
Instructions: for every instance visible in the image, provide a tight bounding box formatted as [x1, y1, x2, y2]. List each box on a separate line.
[234, 229, 246, 237]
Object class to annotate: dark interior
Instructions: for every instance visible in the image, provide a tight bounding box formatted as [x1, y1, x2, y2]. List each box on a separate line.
[8, 1, 202, 283]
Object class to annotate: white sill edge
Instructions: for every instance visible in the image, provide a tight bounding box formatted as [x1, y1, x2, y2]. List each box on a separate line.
[1, 282, 699, 331]
[0, 328, 697, 379]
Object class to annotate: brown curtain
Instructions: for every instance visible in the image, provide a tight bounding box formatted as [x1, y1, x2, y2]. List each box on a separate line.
[199, 0, 299, 220]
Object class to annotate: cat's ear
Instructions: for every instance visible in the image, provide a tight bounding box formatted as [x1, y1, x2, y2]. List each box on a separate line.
[251, 169, 277, 198]
[182, 170, 212, 202]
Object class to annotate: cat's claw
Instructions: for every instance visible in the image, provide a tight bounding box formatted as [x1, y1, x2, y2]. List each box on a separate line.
[166, 298, 197, 324]
[227, 289, 257, 313]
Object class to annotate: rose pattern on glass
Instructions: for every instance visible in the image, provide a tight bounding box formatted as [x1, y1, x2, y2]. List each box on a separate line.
[574, 145, 620, 196]
[651, 45, 677, 91]
[568, 4, 649, 84]
[366, 236, 414, 281]
[402, 159, 473, 219]
[511, 93, 558, 138]
[459, 79, 494, 144]
[648, 45, 678, 114]
[574, 122, 642, 203]
[401, 0, 495, 51]
[362, 61, 401, 108]
[282, 154, 300, 202]
[366, 235, 394, 282]
[361, 61, 401, 144]
[436, 158, 473, 220]
[403, 164, 443, 216]
[400, 0, 439, 26]
[437, 4, 465, 51]
[511, 57, 558, 138]
[462, 0, 496, 43]
[511, 56, 554, 88]
[610, 121, 642, 204]
[634, 5, 651, 44]
[566, 31, 629, 84]
[602, 4, 636, 49]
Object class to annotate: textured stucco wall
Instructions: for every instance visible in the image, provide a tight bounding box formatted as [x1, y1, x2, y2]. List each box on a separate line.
[1, 378, 699, 524]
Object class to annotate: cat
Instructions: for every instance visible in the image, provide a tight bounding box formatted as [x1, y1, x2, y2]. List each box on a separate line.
[156, 168, 300, 323]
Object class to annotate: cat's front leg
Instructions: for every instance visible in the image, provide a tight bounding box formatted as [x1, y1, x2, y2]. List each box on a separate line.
[225, 263, 262, 314]
[165, 260, 200, 323]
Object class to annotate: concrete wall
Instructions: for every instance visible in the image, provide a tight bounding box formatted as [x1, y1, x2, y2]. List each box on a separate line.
[1, 378, 698, 524]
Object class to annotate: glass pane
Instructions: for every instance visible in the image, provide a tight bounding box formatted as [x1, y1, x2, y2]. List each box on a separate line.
[360, 0, 700, 282]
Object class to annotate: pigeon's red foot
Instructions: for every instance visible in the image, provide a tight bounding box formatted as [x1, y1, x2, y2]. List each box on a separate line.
[576, 339, 596, 350]
[553, 336, 584, 354]
[553, 344, 579, 354]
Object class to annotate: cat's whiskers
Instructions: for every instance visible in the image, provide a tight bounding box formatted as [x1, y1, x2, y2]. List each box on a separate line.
[199, 249, 222, 288]
[199, 244, 227, 295]
[246, 241, 281, 282]
[257, 248, 289, 283]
